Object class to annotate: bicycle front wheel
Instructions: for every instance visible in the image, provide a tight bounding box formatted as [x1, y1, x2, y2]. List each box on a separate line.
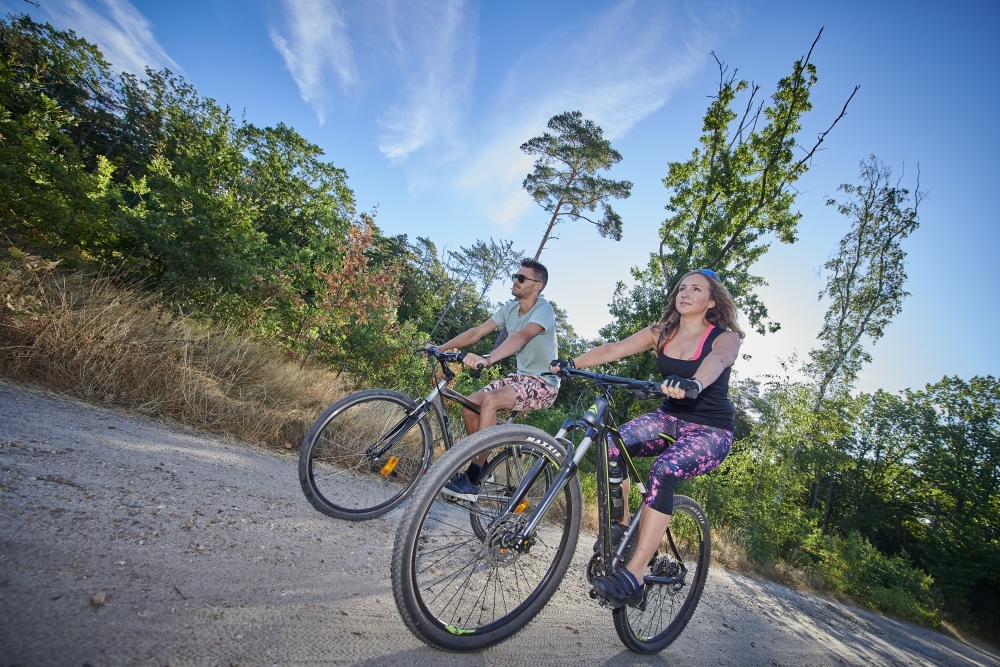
[392, 424, 582, 652]
[299, 389, 432, 521]
[469, 444, 554, 540]
[613, 495, 711, 654]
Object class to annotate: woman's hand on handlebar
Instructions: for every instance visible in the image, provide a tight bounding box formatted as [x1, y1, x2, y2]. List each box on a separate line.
[549, 358, 575, 375]
[661, 375, 700, 400]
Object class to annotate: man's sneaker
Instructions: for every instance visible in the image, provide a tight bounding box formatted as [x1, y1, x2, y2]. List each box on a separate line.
[591, 568, 645, 608]
[441, 471, 480, 502]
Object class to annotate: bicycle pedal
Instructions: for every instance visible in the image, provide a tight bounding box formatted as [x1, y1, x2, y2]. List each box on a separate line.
[588, 588, 611, 608]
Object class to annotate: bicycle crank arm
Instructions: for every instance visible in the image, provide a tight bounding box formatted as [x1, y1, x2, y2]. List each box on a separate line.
[643, 573, 686, 586]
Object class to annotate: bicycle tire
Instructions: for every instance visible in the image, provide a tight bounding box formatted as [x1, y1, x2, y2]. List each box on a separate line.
[613, 495, 711, 654]
[299, 389, 433, 521]
[392, 424, 582, 652]
[469, 445, 554, 540]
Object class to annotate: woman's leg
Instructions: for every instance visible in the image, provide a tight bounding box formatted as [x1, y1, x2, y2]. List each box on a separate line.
[606, 409, 680, 526]
[624, 420, 732, 580]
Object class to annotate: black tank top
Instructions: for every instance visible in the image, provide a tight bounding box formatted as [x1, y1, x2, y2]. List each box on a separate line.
[656, 326, 734, 431]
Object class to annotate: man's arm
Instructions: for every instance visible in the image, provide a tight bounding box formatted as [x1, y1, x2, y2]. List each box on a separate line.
[463, 323, 543, 369]
[436, 318, 498, 352]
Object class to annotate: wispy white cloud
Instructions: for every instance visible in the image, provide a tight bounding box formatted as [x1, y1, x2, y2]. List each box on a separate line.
[38, 0, 177, 75]
[374, 0, 475, 163]
[269, 0, 358, 124]
[454, 0, 724, 228]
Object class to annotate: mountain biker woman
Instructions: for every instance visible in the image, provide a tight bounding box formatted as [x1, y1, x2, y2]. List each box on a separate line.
[550, 269, 743, 608]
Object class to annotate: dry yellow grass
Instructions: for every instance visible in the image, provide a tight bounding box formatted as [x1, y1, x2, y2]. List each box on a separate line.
[0, 255, 347, 449]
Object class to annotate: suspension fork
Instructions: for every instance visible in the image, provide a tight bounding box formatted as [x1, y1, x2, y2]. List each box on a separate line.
[501, 398, 611, 551]
[364, 379, 447, 459]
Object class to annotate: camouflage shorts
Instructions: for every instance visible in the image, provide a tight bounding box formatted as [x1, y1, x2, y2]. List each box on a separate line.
[482, 374, 559, 412]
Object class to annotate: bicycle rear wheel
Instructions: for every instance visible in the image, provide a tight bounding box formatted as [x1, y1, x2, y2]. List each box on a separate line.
[299, 389, 432, 521]
[392, 424, 581, 652]
[613, 495, 710, 654]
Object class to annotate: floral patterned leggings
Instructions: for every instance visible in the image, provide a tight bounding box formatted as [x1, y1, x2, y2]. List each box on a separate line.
[607, 407, 733, 515]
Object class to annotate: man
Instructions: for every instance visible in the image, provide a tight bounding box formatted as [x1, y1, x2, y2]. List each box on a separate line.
[432, 258, 560, 501]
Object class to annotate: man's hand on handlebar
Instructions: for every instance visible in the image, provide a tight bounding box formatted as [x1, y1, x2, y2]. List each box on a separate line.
[661, 375, 700, 400]
[462, 353, 488, 370]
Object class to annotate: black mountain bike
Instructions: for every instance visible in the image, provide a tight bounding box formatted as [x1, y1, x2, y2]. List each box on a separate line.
[391, 367, 711, 654]
[299, 347, 501, 521]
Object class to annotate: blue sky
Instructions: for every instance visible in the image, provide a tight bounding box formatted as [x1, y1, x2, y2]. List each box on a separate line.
[7, 0, 999, 393]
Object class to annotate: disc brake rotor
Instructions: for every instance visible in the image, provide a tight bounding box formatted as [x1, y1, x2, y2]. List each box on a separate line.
[485, 514, 525, 567]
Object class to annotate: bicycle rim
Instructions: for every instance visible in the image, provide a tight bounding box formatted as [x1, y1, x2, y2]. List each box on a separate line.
[393, 424, 581, 652]
[300, 390, 431, 520]
[613, 495, 710, 654]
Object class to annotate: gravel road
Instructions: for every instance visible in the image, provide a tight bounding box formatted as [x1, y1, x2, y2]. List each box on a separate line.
[2, 380, 998, 667]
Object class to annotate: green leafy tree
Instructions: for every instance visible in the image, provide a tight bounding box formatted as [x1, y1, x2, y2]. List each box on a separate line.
[828, 391, 923, 556]
[432, 237, 523, 336]
[657, 30, 858, 333]
[521, 111, 632, 259]
[800, 155, 921, 530]
[805, 156, 922, 405]
[907, 376, 1000, 622]
[384, 235, 493, 349]
[0, 15, 121, 260]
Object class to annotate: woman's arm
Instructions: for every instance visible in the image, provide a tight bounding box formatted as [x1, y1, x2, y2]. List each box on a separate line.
[567, 327, 658, 369]
[693, 331, 741, 387]
[660, 331, 741, 399]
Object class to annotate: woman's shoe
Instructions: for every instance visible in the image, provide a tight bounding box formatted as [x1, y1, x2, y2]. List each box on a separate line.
[591, 568, 645, 608]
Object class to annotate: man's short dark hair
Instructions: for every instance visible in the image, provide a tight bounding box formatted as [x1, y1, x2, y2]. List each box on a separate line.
[521, 258, 548, 288]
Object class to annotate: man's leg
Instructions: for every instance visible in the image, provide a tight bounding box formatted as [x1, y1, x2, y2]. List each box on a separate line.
[465, 385, 519, 466]
[443, 385, 520, 500]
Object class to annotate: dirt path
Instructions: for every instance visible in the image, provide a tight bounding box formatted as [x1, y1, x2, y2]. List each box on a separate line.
[1, 381, 997, 667]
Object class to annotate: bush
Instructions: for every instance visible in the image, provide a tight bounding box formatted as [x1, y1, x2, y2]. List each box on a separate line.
[0, 249, 347, 448]
[795, 529, 940, 625]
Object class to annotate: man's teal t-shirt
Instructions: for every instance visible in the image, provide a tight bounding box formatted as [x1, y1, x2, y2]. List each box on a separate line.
[492, 297, 560, 388]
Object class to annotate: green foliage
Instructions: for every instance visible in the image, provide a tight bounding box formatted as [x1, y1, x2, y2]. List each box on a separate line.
[385, 235, 496, 349]
[657, 34, 856, 333]
[904, 377, 1000, 612]
[0, 15, 122, 261]
[806, 156, 922, 403]
[521, 110, 632, 259]
[795, 530, 939, 624]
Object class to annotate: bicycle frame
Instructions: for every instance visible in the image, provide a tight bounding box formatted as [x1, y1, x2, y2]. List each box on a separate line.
[495, 379, 688, 588]
[364, 352, 482, 460]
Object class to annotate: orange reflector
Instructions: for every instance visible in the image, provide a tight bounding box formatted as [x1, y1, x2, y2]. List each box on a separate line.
[514, 499, 530, 514]
[380, 456, 399, 477]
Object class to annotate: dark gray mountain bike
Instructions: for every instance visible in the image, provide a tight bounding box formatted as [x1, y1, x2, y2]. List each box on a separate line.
[299, 347, 510, 521]
[391, 367, 711, 654]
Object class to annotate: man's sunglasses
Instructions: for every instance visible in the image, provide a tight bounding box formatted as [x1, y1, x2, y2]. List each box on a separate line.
[512, 273, 541, 284]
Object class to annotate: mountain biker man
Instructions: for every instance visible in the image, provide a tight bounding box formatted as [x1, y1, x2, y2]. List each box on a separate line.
[430, 258, 559, 501]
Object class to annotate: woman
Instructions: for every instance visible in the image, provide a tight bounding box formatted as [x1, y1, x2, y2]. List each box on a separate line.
[550, 269, 743, 607]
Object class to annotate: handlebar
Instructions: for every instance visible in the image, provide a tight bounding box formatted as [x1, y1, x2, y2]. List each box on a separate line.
[544, 367, 673, 399]
[419, 346, 485, 370]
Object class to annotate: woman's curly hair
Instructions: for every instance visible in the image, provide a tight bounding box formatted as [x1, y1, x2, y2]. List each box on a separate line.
[653, 270, 745, 349]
